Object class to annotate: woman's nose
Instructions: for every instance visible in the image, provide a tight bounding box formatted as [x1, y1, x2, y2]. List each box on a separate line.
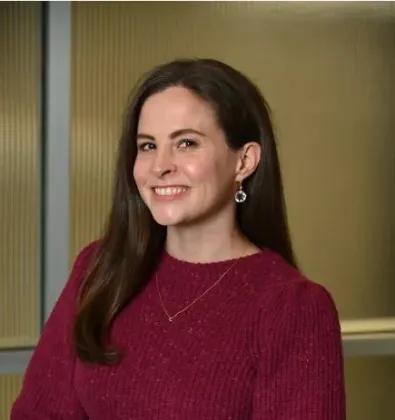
[152, 149, 176, 178]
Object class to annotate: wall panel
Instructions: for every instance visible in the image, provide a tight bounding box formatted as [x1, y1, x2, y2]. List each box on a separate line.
[71, 2, 395, 320]
[0, 2, 41, 348]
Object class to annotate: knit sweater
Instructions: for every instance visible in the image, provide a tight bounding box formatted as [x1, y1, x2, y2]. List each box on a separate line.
[11, 242, 346, 420]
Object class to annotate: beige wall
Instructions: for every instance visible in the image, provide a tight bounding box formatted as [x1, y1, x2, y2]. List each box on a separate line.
[71, 1, 395, 320]
[0, 375, 23, 420]
[345, 356, 395, 419]
[0, 2, 40, 348]
[0, 2, 41, 415]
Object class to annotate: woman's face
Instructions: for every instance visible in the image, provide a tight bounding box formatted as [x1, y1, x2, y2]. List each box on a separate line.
[133, 86, 247, 227]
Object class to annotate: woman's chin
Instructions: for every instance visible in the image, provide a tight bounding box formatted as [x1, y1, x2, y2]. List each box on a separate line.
[151, 212, 188, 227]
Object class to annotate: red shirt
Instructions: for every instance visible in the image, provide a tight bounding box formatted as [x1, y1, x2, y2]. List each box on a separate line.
[12, 242, 345, 419]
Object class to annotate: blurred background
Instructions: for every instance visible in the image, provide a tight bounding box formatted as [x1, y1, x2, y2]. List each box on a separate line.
[1, 1, 395, 419]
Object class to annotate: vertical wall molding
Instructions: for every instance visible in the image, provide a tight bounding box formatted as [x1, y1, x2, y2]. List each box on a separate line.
[42, 2, 71, 321]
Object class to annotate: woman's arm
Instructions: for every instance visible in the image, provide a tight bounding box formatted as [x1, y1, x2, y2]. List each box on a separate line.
[252, 280, 346, 420]
[11, 243, 97, 419]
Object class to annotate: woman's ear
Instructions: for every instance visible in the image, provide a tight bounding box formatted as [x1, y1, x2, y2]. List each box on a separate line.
[235, 142, 261, 181]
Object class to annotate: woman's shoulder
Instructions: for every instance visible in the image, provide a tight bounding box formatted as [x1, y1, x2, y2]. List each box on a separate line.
[250, 248, 339, 321]
[246, 251, 341, 360]
[73, 240, 100, 262]
[66, 240, 101, 291]
[71, 240, 100, 271]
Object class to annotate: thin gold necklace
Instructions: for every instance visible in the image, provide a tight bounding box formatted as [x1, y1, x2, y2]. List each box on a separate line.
[156, 257, 241, 322]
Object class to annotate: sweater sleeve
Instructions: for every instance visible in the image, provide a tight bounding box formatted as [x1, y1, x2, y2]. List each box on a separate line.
[10, 243, 97, 420]
[251, 279, 346, 420]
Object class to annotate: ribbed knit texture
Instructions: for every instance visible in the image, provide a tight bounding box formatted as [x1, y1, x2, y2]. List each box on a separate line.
[11, 242, 346, 419]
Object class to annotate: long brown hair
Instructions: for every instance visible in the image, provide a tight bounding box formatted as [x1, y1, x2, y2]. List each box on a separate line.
[74, 58, 297, 364]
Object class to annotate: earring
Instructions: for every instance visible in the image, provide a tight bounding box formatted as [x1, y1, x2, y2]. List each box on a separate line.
[235, 181, 247, 203]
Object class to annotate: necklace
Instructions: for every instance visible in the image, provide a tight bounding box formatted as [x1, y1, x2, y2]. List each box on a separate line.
[156, 258, 240, 322]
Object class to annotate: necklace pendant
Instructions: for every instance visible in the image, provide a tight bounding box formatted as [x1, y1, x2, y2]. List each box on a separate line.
[156, 257, 240, 325]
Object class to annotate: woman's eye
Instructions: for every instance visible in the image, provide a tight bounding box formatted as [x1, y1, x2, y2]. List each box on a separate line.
[178, 139, 197, 149]
[138, 142, 155, 152]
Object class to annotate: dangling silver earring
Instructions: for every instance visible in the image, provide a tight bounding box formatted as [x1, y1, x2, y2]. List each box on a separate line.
[235, 181, 247, 203]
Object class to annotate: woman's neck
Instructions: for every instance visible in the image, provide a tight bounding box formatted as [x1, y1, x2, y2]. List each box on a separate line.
[165, 224, 260, 264]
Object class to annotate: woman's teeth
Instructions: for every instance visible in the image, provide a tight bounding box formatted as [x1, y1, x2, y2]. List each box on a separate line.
[154, 187, 187, 196]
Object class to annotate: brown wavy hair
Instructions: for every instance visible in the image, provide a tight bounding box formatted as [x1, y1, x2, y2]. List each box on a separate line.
[74, 58, 298, 365]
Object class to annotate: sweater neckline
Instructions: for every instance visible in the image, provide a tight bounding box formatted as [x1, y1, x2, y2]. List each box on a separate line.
[155, 248, 268, 290]
[162, 248, 266, 269]
[151, 248, 270, 323]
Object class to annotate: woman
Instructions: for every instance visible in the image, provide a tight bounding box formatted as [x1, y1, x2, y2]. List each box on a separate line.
[12, 58, 345, 419]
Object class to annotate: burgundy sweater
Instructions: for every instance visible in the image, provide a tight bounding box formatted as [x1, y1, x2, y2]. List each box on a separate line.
[11, 242, 345, 419]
